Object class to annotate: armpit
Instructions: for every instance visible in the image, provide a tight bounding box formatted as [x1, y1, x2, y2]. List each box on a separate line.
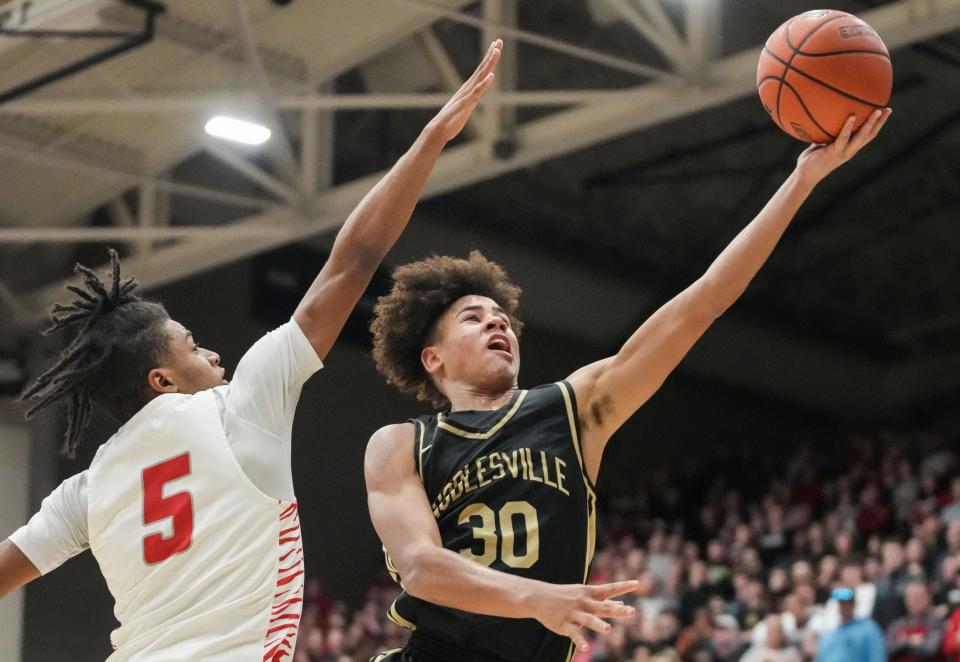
[579, 394, 614, 431]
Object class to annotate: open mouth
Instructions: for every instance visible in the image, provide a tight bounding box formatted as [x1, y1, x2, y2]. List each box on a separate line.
[487, 335, 512, 358]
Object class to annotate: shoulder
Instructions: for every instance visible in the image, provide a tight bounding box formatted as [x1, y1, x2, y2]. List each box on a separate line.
[368, 422, 416, 447]
[365, 423, 417, 483]
[45, 471, 88, 508]
[60, 470, 88, 493]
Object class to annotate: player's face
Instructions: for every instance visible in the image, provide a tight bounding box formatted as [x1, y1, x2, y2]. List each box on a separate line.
[424, 295, 520, 394]
[151, 319, 227, 395]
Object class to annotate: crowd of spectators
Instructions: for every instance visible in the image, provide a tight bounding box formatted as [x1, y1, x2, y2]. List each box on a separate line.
[295, 431, 960, 661]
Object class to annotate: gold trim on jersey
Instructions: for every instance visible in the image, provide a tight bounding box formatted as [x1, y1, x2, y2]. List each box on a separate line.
[416, 419, 428, 478]
[557, 381, 597, 581]
[384, 546, 401, 585]
[388, 599, 417, 630]
[436, 390, 528, 439]
[371, 648, 404, 662]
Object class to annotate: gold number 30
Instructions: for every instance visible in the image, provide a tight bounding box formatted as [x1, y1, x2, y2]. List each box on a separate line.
[457, 501, 540, 569]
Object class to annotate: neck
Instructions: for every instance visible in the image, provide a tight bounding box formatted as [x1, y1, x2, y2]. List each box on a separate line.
[445, 383, 519, 412]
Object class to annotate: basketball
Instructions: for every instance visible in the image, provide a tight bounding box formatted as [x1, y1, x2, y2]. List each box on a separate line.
[757, 9, 892, 143]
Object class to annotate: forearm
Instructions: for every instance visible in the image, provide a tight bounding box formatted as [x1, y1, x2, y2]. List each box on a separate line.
[325, 125, 447, 274]
[292, 125, 448, 355]
[0, 539, 40, 598]
[697, 168, 815, 314]
[402, 544, 541, 619]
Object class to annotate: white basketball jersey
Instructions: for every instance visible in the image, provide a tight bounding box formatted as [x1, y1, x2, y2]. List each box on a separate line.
[86, 389, 304, 661]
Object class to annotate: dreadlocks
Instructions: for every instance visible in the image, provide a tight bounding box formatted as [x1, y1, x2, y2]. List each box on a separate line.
[20, 248, 171, 458]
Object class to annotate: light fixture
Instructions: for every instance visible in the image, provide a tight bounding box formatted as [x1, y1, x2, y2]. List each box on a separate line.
[204, 115, 271, 145]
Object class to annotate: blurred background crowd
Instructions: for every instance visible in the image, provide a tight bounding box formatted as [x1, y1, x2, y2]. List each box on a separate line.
[294, 429, 960, 662]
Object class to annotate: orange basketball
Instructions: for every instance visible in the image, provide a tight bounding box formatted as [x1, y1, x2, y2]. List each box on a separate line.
[757, 9, 892, 143]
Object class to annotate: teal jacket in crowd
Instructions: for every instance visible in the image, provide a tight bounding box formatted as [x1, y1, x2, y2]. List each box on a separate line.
[815, 618, 885, 662]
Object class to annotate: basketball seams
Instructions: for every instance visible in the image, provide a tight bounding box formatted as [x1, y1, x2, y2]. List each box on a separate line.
[796, 49, 890, 59]
[762, 43, 888, 109]
[786, 60, 888, 108]
[784, 14, 848, 53]
[777, 13, 851, 139]
[780, 79, 836, 142]
[759, 10, 891, 143]
[772, 17, 797, 128]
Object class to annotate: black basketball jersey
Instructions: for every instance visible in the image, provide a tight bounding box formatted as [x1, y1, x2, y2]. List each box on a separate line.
[384, 381, 597, 662]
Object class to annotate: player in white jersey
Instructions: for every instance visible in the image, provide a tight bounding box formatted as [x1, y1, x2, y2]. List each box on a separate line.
[0, 41, 505, 662]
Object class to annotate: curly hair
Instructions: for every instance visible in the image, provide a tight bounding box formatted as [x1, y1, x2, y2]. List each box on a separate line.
[20, 249, 171, 458]
[370, 251, 523, 408]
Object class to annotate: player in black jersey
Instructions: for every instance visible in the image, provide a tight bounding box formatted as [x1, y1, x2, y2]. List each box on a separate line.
[365, 109, 891, 662]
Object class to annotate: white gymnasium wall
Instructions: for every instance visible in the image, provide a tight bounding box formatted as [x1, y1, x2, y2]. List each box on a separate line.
[0, 415, 30, 662]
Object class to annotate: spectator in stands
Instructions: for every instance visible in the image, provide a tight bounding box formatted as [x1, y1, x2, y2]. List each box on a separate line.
[936, 522, 960, 581]
[593, 624, 630, 662]
[741, 614, 802, 662]
[887, 580, 946, 661]
[893, 460, 921, 525]
[818, 561, 876, 633]
[679, 559, 711, 626]
[943, 601, 960, 661]
[676, 606, 713, 659]
[734, 577, 768, 631]
[874, 539, 910, 628]
[815, 587, 885, 662]
[939, 478, 960, 524]
[857, 483, 891, 537]
[708, 614, 749, 662]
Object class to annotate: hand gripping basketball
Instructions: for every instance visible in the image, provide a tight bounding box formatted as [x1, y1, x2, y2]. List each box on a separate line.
[531, 579, 640, 654]
[426, 39, 503, 143]
[795, 107, 891, 185]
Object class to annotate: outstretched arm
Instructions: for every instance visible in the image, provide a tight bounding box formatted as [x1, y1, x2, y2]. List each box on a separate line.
[293, 40, 503, 360]
[568, 109, 891, 480]
[365, 423, 638, 654]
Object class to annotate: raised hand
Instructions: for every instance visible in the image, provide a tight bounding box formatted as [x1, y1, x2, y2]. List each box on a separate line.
[532, 579, 639, 654]
[796, 107, 892, 185]
[426, 39, 503, 143]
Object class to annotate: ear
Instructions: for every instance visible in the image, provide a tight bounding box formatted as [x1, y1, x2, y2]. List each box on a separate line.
[147, 367, 179, 395]
[421, 345, 443, 376]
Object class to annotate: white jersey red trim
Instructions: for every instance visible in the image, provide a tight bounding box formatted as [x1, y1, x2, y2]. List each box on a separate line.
[10, 320, 322, 660]
[263, 502, 304, 661]
[87, 389, 305, 661]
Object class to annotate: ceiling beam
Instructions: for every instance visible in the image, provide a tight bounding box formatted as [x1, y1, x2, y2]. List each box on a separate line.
[0, 139, 276, 211]
[0, 89, 645, 114]
[231, 0, 303, 195]
[16, 0, 960, 325]
[98, 3, 308, 83]
[390, 0, 675, 81]
[0, 224, 298, 242]
[602, 0, 689, 71]
[203, 141, 301, 205]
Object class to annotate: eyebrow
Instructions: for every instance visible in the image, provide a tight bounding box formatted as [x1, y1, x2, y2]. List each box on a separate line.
[456, 304, 508, 317]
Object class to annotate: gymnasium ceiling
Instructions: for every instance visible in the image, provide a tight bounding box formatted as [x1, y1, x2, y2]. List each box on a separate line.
[0, 0, 959, 419]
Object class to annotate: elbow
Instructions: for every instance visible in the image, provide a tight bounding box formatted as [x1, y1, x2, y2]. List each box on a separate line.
[395, 544, 437, 599]
[691, 276, 739, 321]
[331, 231, 389, 277]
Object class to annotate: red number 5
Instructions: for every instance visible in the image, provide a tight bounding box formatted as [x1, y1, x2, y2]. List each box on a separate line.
[142, 453, 194, 564]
